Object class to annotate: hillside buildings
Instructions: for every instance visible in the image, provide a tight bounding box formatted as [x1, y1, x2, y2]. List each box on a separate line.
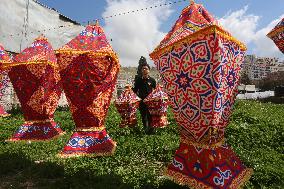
[242, 55, 284, 80]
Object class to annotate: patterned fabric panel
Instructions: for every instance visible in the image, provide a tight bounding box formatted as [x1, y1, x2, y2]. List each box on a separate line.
[0, 44, 11, 116]
[166, 141, 253, 189]
[59, 130, 116, 157]
[7, 120, 63, 141]
[7, 36, 63, 141]
[150, 2, 252, 188]
[267, 18, 284, 53]
[57, 24, 119, 157]
[115, 102, 139, 128]
[267, 18, 284, 36]
[153, 2, 217, 52]
[0, 44, 12, 65]
[144, 85, 169, 128]
[0, 72, 10, 98]
[57, 24, 120, 130]
[9, 36, 61, 120]
[144, 85, 168, 102]
[116, 86, 141, 104]
[58, 55, 119, 129]
[153, 30, 245, 143]
[13, 35, 57, 66]
[58, 24, 115, 55]
[150, 115, 168, 128]
[115, 87, 140, 128]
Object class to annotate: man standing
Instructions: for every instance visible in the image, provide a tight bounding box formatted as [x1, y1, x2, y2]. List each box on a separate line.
[132, 56, 156, 134]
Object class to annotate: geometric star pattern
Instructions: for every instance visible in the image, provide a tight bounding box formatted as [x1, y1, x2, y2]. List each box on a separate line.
[150, 2, 253, 188]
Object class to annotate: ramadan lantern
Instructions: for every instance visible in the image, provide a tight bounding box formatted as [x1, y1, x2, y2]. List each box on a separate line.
[5, 35, 64, 141]
[143, 85, 169, 128]
[115, 85, 140, 128]
[267, 18, 284, 54]
[0, 44, 11, 117]
[56, 22, 120, 157]
[150, 2, 253, 188]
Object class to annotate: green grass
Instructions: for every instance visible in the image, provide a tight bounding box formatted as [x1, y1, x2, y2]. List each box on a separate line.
[0, 100, 283, 189]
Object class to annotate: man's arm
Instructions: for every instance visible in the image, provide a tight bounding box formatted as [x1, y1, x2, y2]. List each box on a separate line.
[152, 77, 157, 89]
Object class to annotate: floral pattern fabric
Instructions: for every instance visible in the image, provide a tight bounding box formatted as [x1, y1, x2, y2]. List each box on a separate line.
[56, 23, 120, 157]
[267, 18, 284, 54]
[150, 2, 252, 188]
[115, 85, 140, 128]
[6, 36, 64, 141]
[143, 85, 169, 128]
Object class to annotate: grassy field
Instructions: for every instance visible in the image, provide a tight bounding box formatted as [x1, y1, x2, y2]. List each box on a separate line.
[0, 100, 283, 189]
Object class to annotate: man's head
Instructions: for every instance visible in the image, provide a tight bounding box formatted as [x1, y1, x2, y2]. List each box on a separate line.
[137, 56, 150, 78]
[142, 64, 150, 78]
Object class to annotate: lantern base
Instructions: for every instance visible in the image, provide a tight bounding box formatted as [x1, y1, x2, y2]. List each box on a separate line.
[119, 117, 137, 128]
[150, 115, 168, 128]
[6, 120, 64, 142]
[164, 142, 253, 189]
[58, 129, 116, 158]
[0, 105, 10, 117]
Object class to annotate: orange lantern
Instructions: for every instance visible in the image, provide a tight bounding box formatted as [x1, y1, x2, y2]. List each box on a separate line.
[6, 36, 64, 141]
[267, 18, 284, 54]
[115, 85, 140, 128]
[143, 85, 169, 128]
[56, 22, 120, 157]
[0, 44, 11, 117]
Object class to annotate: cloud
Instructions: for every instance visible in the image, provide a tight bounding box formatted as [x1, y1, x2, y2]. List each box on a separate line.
[219, 6, 284, 59]
[102, 0, 173, 67]
[252, 15, 284, 59]
[219, 5, 259, 44]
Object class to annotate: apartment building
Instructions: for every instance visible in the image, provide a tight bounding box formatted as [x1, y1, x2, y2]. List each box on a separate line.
[242, 55, 284, 80]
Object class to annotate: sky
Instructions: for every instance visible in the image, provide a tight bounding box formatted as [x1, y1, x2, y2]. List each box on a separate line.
[38, 0, 284, 66]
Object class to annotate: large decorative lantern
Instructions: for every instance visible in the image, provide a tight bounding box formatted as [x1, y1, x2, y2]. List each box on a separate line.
[150, 2, 252, 188]
[0, 44, 11, 117]
[5, 36, 64, 141]
[56, 22, 120, 158]
[115, 85, 140, 128]
[143, 85, 169, 128]
[267, 18, 284, 54]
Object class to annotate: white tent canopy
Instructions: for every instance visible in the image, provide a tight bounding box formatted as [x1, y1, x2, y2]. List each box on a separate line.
[0, 0, 84, 53]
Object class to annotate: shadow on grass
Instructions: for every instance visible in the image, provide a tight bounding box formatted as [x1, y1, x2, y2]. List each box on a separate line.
[258, 96, 284, 104]
[0, 152, 133, 189]
[0, 152, 186, 189]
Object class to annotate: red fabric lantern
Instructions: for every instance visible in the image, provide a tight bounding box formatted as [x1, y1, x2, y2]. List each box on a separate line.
[267, 18, 284, 54]
[0, 44, 11, 117]
[115, 85, 140, 128]
[5, 36, 64, 141]
[143, 85, 169, 128]
[150, 2, 252, 188]
[56, 22, 120, 158]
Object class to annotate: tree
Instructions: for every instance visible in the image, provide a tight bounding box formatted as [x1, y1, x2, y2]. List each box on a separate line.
[259, 71, 284, 91]
[240, 72, 251, 85]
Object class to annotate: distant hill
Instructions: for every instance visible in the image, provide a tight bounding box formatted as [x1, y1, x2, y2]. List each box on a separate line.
[118, 67, 160, 82]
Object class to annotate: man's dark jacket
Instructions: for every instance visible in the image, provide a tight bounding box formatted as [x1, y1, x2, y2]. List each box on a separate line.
[132, 76, 156, 100]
